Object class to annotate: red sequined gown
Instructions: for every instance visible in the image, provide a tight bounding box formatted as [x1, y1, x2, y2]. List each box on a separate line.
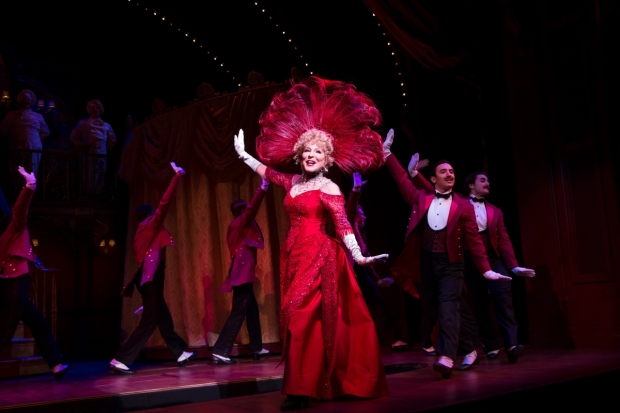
[266, 168, 388, 400]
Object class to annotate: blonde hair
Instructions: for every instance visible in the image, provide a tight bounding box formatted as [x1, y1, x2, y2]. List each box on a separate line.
[293, 129, 335, 170]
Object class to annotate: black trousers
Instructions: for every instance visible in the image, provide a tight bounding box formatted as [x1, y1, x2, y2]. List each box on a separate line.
[212, 282, 262, 357]
[464, 250, 518, 352]
[0, 274, 64, 368]
[355, 265, 398, 346]
[414, 279, 438, 349]
[420, 251, 478, 360]
[114, 266, 187, 365]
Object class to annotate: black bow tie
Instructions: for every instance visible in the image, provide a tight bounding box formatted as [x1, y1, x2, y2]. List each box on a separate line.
[471, 197, 485, 203]
[435, 192, 452, 199]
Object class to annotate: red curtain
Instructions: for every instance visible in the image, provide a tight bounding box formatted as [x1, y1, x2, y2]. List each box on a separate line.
[117, 84, 289, 348]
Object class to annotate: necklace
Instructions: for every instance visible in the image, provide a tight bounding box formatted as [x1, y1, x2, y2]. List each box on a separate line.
[290, 172, 329, 197]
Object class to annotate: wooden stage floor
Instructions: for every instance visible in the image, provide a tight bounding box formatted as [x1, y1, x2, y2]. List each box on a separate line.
[1, 347, 619, 412]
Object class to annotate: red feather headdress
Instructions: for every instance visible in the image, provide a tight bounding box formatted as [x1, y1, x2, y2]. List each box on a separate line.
[256, 76, 384, 175]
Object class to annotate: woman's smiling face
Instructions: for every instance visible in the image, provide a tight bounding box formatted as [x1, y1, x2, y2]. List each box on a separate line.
[301, 142, 326, 174]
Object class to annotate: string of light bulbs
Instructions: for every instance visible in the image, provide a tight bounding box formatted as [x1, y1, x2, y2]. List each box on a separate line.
[126, 0, 242, 86]
[369, 12, 407, 107]
[252, 1, 313, 75]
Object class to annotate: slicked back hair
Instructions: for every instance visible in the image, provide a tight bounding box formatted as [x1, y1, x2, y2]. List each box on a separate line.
[136, 205, 153, 223]
[231, 199, 247, 218]
[464, 171, 487, 192]
[429, 159, 453, 178]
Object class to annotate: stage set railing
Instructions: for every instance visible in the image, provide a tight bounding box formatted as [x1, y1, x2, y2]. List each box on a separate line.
[4, 148, 121, 204]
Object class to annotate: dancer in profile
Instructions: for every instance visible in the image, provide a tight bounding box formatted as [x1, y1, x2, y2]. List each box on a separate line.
[211, 177, 273, 364]
[109, 162, 196, 374]
[461, 171, 535, 363]
[234, 76, 389, 410]
[0, 166, 70, 380]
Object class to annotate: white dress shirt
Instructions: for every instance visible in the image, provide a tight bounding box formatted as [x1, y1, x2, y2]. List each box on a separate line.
[427, 191, 452, 230]
[470, 195, 488, 232]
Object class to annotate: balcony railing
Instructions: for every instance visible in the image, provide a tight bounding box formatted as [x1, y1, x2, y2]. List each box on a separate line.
[3, 149, 122, 204]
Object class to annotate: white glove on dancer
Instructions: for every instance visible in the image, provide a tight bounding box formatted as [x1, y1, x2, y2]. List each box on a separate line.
[382, 128, 394, 159]
[260, 177, 270, 191]
[483, 270, 512, 281]
[512, 267, 536, 277]
[234, 129, 263, 172]
[343, 234, 389, 266]
[408, 153, 420, 178]
[18, 166, 36, 189]
[170, 162, 185, 175]
[352, 172, 367, 192]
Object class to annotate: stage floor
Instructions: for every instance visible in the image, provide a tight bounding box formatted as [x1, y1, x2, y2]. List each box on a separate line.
[1, 347, 620, 412]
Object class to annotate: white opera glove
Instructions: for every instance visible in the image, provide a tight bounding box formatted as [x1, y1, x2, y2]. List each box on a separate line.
[512, 267, 536, 278]
[352, 171, 367, 192]
[170, 162, 185, 175]
[483, 270, 512, 281]
[234, 129, 262, 172]
[382, 128, 394, 160]
[17, 166, 36, 189]
[343, 234, 389, 266]
[407, 153, 420, 178]
[260, 177, 270, 191]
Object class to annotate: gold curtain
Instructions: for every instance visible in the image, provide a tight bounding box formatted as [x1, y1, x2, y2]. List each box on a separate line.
[118, 84, 289, 347]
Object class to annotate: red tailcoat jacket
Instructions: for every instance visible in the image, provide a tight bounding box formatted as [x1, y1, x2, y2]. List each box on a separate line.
[121, 172, 182, 297]
[385, 155, 491, 297]
[0, 186, 36, 278]
[414, 172, 519, 270]
[220, 186, 266, 292]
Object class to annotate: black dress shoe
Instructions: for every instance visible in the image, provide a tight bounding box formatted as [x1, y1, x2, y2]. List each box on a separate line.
[458, 357, 480, 371]
[108, 364, 136, 375]
[432, 362, 452, 379]
[421, 348, 437, 356]
[507, 345, 524, 364]
[486, 351, 500, 360]
[53, 364, 71, 380]
[178, 350, 198, 367]
[280, 395, 309, 411]
[212, 354, 237, 364]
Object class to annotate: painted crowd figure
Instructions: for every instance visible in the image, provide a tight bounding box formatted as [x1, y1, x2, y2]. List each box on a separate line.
[0, 89, 50, 191]
[69, 99, 116, 195]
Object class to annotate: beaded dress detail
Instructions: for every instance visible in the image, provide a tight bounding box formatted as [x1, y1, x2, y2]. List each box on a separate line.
[266, 167, 388, 400]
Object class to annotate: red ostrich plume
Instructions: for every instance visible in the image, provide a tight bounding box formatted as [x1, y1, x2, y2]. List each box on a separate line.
[256, 76, 384, 175]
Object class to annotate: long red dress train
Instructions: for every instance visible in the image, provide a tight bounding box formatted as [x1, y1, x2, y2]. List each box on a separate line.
[266, 168, 388, 400]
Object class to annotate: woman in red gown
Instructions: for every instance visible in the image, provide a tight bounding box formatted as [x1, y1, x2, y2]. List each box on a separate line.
[234, 77, 390, 410]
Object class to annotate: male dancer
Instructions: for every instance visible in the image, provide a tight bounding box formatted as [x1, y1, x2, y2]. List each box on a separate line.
[346, 172, 407, 351]
[383, 129, 510, 378]
[0, 166, 70, 380]
[462, 171, 535, 363]
[211, 177, 273, 364]
[110, 162, 196, 374]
